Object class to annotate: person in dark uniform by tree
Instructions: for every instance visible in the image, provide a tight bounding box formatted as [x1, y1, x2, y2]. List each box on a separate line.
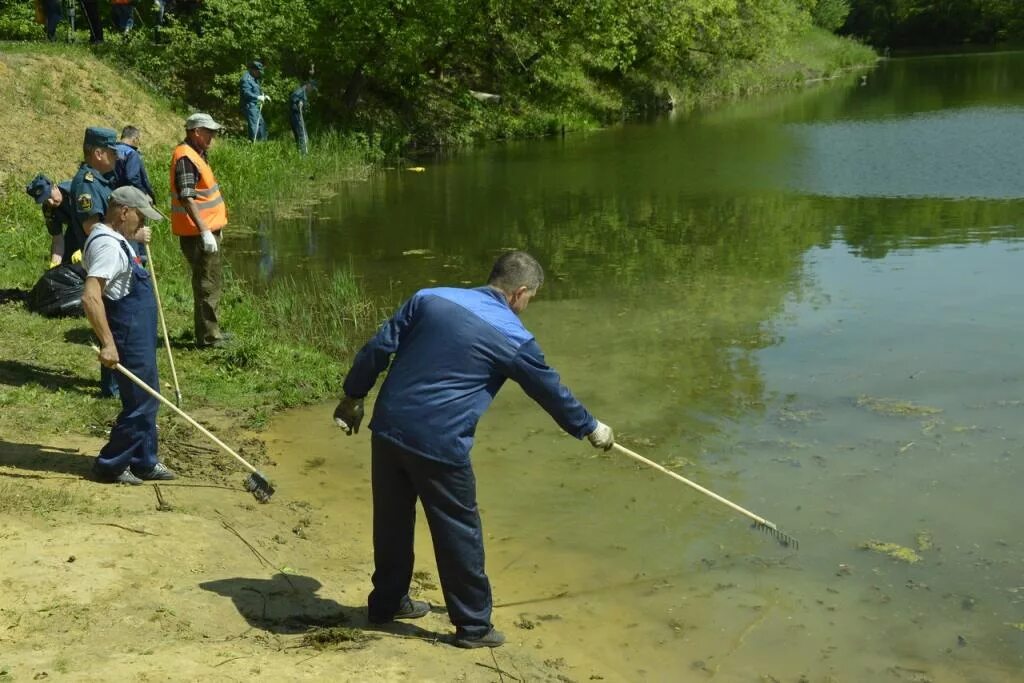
[289, 80, 315, 155]
[82, 186, 177, 485]
[333, 250, 615, 649]
[41, 0, 63, 41]
[239, 60, 269, 142]
[25, 174, 83, 267]
[80, 0, 104, 43]
[70, 126, 120, 397]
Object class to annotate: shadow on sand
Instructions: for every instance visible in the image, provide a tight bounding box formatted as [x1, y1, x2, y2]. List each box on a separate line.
[199, 573, 447, 643]
[0, 439, 92, 477]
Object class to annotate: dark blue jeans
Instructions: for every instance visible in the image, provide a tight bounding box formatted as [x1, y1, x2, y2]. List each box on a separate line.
[368, 435, 493, 638]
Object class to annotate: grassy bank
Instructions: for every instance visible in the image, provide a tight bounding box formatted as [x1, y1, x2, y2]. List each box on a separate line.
[0, 132, 379, 459]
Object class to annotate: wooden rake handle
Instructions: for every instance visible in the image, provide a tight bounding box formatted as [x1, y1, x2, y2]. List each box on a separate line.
[144, 243, 182, 405]
[611, 442, 777, 530]
[90, 344, 259, 476]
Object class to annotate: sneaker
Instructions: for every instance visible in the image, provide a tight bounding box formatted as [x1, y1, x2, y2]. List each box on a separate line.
[92, 467, 144, 486]
[453, 628, 505, 649]
[368, 598, 431, 624]
[135, 463, 177, 481]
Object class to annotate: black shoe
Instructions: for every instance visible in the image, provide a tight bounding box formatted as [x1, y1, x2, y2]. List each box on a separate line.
[368, 598, 431, 624]
[453, 627, 505, 649]
[134, 463, 177, 480]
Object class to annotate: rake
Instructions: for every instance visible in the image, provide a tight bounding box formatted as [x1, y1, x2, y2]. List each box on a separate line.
[90, 345, 275, 502]
[612, 443, 797, 550]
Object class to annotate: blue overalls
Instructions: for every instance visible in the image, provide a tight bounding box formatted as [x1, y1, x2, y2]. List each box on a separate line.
[92, 238, 161, 478]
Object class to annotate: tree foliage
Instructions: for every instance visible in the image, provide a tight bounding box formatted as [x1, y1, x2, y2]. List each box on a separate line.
[0, 0, 862, 147]
[843, 0, 1024, 46]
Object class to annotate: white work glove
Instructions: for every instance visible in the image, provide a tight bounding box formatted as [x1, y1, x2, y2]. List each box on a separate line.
[258, 94, 270, 103]
[587, 421, 614, 451]
[135, 226, 152, 244]
[200, 230, 219, 253]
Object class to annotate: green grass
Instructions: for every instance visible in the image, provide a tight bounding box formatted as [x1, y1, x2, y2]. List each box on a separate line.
[0, 482, 87, 516]
[0, 133, 380, 441]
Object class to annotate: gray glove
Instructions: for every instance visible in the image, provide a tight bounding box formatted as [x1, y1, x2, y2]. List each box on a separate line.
[333, 396, 364, 435]
[587, 421, 614, 451]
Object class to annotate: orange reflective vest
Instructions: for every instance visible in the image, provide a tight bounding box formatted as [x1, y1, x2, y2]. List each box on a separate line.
[169, 143, 228, 237]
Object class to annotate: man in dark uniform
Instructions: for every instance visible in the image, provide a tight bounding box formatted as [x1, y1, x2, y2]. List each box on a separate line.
[289, 80, 315, 155]
[239, 60, 269, 142]
[80, 0, 103, 43]
[70, 126, 120, 397]
[25, 173, 83, 267]
[41, 0, 62, 41]
[82, 186, 176, 485]
[333, 251, 615, 649]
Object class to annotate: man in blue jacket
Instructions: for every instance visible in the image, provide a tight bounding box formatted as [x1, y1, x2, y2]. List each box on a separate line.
[239, 60, 269, 142]
[333, 251, 614, 649]
[113, 126, 155, 200]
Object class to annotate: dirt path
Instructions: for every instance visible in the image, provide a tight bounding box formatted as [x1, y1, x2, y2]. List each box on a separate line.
[0, 432, 579, 682]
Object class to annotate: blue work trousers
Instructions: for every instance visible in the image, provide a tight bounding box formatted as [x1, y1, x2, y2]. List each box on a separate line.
[94, 244, 160, 477]
[368, 435, 493, 638]
[243, 103, 267, 142]
[290, 112, 308, 155]
[111, 4, 133, 32]
[43, 0, 61, 40]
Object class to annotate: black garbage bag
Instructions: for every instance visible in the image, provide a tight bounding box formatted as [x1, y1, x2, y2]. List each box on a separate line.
[26, 264, 87, 317]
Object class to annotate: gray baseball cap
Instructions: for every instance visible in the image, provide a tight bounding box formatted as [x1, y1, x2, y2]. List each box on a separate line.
[111, 186, 165, 221]
[184, 112, 223, 131]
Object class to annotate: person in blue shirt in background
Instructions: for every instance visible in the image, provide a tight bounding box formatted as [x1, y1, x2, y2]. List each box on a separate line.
[333, 250, 615, 650]
[289, 80, 315, 155]
[239, 60, 269, 142]
[25, 174, 82, 268]
[113, 126, 155, 200]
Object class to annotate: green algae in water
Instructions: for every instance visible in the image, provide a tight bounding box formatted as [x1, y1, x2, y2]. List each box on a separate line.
[915, 531, 934, 552]
[855, 396, 943, 417]
[859, 540, 922, 564]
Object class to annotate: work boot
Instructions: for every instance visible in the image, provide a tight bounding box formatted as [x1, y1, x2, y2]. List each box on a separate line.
[453, 627, 505, 649]
[134, 463, 177, 481]
[199, 332, 235, 350]
[368, 597, 431, 624]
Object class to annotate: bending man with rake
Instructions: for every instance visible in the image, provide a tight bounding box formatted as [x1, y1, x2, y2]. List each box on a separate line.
[333, 250, 614, 649]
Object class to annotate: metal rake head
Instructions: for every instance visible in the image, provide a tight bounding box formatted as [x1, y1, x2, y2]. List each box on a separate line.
[244, 472, 276, 503]
[752, 521, 799, 550]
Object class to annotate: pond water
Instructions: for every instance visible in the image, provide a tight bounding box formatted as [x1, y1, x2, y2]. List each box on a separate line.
[246, 51, 1024, 680]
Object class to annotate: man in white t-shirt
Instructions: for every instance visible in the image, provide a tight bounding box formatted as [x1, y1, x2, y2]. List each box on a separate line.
[82, 186, 177, 485]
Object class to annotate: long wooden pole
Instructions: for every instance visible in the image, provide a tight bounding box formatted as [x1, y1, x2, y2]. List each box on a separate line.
[144, 243, 182, 406]
[612, 443, 777, 530]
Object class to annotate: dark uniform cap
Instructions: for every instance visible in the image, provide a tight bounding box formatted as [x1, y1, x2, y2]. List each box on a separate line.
[26, 173, 54, 205]
[250, 60, 264, 72]
[84, 126, 118, 148]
